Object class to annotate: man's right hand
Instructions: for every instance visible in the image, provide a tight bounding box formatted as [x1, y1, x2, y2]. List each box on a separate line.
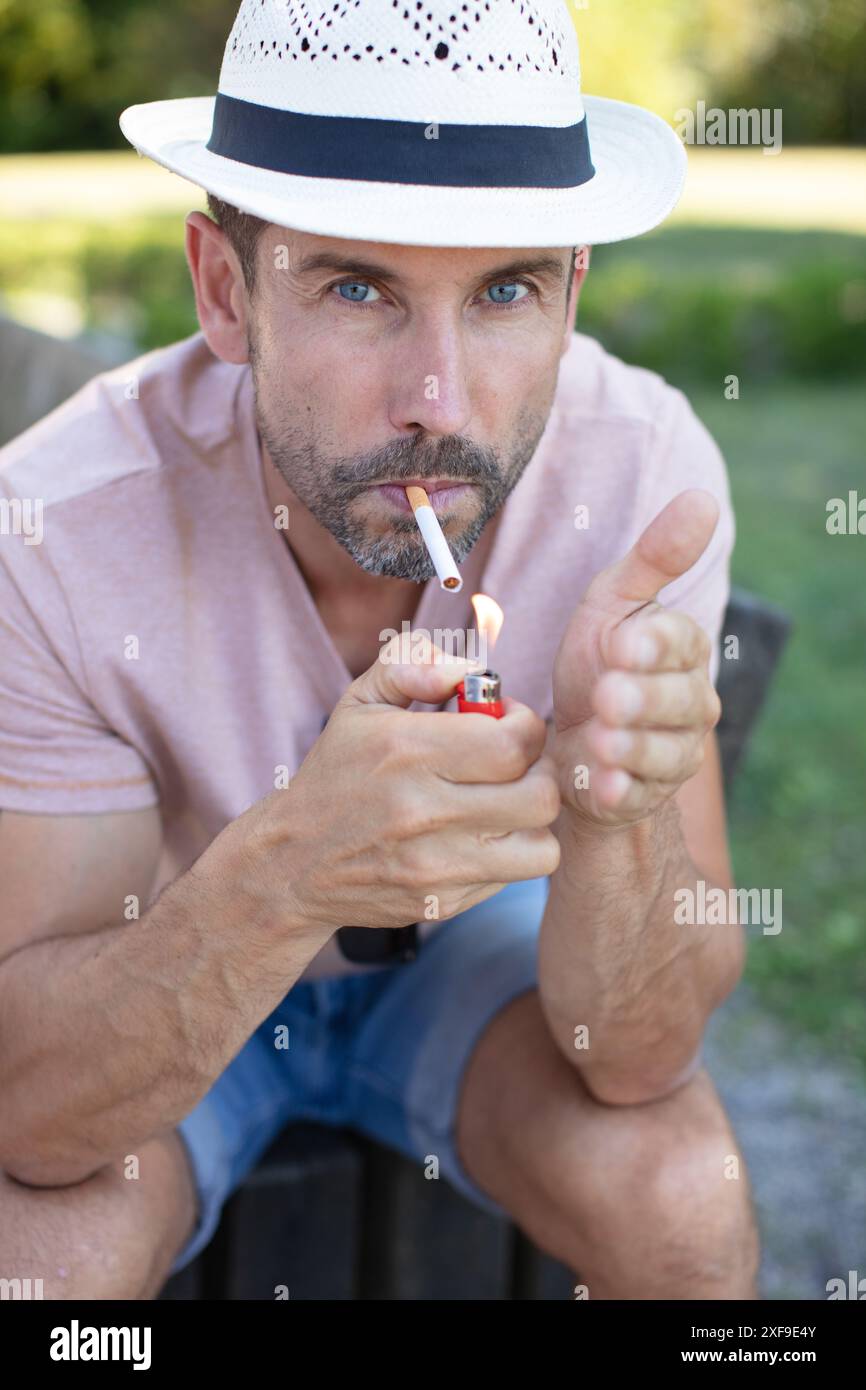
[213, 637, 562, 938]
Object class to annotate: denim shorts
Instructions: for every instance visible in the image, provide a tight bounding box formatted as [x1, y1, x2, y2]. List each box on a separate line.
[170, 875, 551, 1275]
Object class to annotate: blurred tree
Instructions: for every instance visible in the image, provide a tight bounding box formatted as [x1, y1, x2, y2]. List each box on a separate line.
[570, 0, 865, 142]
[0, 0, 95, 151]
[707, 0, 866, 144]
[0, 0, 235, 152]
[0, 0, 862, 153]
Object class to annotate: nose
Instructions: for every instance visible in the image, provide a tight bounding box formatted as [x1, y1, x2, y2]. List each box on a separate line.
[386, 315, 473, 437]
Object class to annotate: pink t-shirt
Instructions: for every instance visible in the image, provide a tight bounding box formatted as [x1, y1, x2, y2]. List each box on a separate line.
[0, 330, 734, 976]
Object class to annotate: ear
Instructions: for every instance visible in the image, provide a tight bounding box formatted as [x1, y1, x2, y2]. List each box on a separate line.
[560, 244, 590, 357]
[184, 211, 250, 365]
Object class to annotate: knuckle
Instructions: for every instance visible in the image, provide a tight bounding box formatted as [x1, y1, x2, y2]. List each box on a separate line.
[629, 728, 648, 765]
[695, 625, 712, 663]
[706, 687, 722, 728]
[392, 841, 431, 889]
[495, 727, 529, 779]
[536, 775, 563, 824]
[681, 737, 705, 781]
[539, 830, 562, 876]
[437, 893, 464, 922]
[378, 717, 411, 762]
[654, 612, 677, 650]
[389, 786, 440, 840]
[359, 720, 396, 769]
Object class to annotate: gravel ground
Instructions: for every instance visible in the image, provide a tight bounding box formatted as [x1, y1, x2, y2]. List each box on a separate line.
[703, 984, 866, 1301]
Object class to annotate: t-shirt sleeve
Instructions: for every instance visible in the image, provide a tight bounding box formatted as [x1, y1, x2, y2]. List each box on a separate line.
[639, 386, 736, 688]
[0, 542, 160, 815]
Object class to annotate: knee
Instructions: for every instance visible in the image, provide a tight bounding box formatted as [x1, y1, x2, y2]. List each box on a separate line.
[0, 1133, 196, 1300]
[561, 1070, 759, 1292]
[641, 1097, 756, 1283]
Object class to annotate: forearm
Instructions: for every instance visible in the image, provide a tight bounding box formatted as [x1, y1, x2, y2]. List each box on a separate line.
[0, 855, 333, 1184]
[537, 798, 744, 1105]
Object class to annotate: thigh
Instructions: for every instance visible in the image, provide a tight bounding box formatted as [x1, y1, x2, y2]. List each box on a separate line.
[341, 877, 550, 1217]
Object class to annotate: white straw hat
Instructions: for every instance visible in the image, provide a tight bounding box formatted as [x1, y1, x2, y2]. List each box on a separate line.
[119, 0, 686, 248]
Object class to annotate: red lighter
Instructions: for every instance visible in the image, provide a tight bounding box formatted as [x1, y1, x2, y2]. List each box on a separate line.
[456, 669, 504, 719]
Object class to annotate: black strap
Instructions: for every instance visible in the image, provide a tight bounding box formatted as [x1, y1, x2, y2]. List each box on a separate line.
[208, 92, 595, 189]
[336, 922, 419, 965]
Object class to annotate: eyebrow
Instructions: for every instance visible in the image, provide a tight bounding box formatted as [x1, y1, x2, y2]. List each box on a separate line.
[291, 251, 567, 288]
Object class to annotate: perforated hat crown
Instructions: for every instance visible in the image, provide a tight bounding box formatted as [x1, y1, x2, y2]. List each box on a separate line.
[120, 0, 686, 248]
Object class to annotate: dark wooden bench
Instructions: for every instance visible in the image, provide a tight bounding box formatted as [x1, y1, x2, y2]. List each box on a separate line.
[158, 586, 791, 1300]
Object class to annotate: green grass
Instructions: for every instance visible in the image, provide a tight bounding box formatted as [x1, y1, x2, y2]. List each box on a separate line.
[690, 381, 866, 1072]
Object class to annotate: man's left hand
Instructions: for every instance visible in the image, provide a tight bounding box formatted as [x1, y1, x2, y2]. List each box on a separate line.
[552, 488, 723, 827]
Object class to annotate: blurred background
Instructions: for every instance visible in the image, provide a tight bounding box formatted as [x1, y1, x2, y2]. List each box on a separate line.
[0, 0, 864, 1299]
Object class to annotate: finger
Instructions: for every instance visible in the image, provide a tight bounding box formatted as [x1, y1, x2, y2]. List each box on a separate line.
[608, 609, 712, 674]
[391, 761, 561, 834]
[593, 670, 722, 730]
[463, 826, 562, 883]
[586, 718, 706, 783]
[412, 824, 560, 890]
[385, 702, 549, 783]
[584, 490, 720, 618]
[340, 635, 475, 710]
[436, 702, 549, 782]
[439, 756, 562, 832]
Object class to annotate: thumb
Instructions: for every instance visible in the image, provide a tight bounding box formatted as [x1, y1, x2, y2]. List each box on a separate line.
[587, 489, 719, 615]
[339, 633, 476, 710]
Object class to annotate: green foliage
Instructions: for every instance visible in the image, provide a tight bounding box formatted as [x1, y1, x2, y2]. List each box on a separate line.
[580, 229, 866, 382]
[0, 0, 864, 152]
[0, 0, 234, 153]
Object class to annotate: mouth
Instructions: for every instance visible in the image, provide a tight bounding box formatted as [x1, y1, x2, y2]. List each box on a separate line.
[369, 479, 476, 514]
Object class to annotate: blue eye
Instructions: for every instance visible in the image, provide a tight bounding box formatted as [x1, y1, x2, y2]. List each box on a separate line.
[336, 281, 381, 303]
[486, 281, 530, 305]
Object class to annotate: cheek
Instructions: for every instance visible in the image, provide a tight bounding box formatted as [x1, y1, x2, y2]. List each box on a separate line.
[278, 314, 381, 402]
[476, 342, 560, 429]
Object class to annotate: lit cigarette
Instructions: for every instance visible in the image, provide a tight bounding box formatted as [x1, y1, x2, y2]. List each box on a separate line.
[405, 486, 463, 593]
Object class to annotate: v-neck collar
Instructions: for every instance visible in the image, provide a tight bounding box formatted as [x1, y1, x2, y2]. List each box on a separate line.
[240, 368, 501, 711]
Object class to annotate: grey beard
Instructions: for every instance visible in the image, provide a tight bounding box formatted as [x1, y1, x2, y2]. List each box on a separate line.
[251, 365, 547, 582]
[337, 505, 493, 583]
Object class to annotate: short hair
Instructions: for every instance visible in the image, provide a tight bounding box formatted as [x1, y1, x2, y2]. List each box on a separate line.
[206, 192, 268, 292]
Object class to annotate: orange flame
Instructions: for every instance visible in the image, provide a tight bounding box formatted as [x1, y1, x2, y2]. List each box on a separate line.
[471, 593, 504, 654]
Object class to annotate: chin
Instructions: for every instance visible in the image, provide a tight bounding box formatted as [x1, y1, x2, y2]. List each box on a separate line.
[347, 541, 434, 584]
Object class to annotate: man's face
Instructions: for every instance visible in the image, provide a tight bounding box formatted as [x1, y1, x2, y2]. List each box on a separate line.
[245, 228, 577, 582]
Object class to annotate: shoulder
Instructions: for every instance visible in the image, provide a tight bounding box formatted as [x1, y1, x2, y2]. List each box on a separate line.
[555, 329, 673, 423]
[0, 332, 247, 516]
[552, 330, 724, 474]
[529, 331, 732, 542]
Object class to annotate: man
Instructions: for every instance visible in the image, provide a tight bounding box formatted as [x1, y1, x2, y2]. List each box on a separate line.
[0, 0, 758, 1299]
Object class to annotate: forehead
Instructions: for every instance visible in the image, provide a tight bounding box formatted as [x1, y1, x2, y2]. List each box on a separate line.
[261, 224, 573, 287]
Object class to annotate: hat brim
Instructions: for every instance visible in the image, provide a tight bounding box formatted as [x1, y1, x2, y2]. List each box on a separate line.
[119, 94, 686, 248]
